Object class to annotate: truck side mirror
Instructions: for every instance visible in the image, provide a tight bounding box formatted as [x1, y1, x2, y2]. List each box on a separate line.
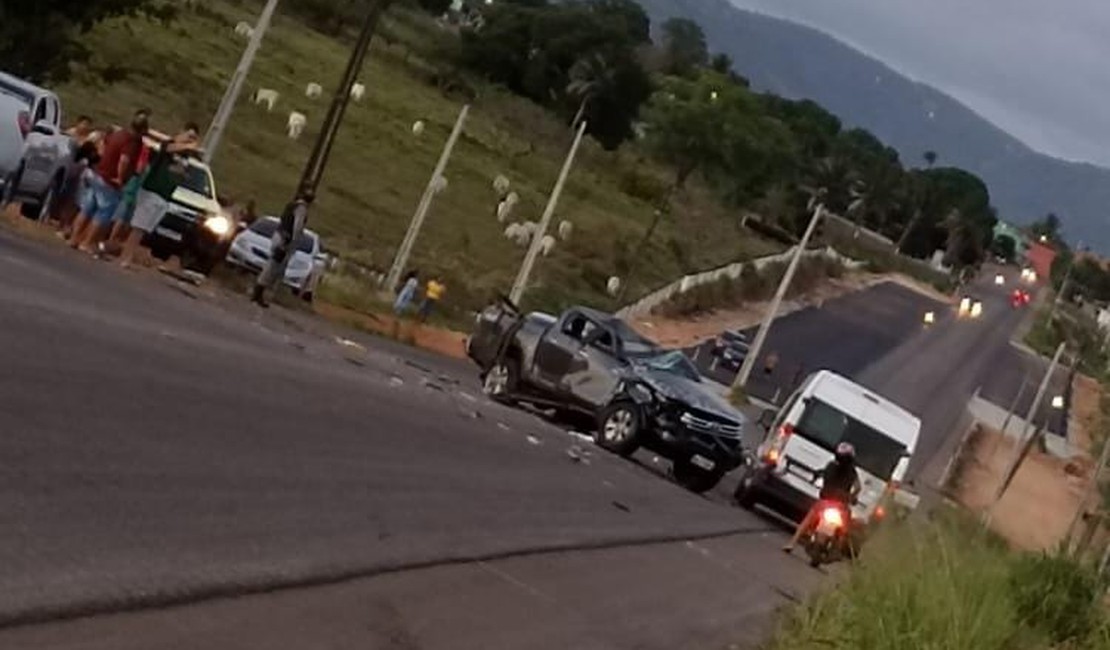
[757, 409, 775, 430]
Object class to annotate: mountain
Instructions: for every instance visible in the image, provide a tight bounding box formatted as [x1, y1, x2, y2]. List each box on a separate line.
[635, 0, 1110, 251]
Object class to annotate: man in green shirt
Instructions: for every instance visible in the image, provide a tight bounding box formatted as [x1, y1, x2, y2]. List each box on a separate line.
[119, 127, 200, 269]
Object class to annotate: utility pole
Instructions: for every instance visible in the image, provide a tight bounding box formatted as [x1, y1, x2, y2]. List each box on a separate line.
[297, 0, 394, 196]
[989, 341, 1065, 509]
[733, 203, 824, 389]
[1000, 375, 1030, 435]
[202, 0, 281, 162]
[508, 120, 587, 305]
[384, 105, 469, 293]
[1047, 241, 1082, 324]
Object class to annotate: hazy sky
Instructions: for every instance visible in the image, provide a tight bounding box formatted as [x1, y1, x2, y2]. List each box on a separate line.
[729, 0, 1110, 167]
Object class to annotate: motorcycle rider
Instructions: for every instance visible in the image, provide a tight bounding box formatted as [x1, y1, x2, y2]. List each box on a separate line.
[783, 441, 861, 553]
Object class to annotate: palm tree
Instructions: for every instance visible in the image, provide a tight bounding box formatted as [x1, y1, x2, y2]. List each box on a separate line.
[923, 150, 938, 168]
[566, 53, 615, 130]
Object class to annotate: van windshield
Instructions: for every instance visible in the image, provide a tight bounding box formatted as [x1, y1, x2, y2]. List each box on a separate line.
[794, 398, 907, 479]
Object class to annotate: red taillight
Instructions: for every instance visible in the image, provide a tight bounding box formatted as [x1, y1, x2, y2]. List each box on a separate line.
[873, 505, 886, 520]
[821, 507, 844, 528]
[16, 111, 30, 138]
[763, 423, 793, 465]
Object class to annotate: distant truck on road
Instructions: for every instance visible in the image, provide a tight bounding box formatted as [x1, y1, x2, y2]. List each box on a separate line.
[0, 72, 74, 220]
[467, 298, 749, 493]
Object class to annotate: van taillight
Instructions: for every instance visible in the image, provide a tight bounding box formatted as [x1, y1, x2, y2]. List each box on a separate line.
[16, 111, 30, 138]
[763, 423, 793, 465]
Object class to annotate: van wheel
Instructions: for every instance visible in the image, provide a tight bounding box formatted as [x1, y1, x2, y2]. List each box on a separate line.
[24, 181, 57, 222]
[732, 465, 760, 509]
[673, 460, 725, 494]
[595, 402, 642, 457]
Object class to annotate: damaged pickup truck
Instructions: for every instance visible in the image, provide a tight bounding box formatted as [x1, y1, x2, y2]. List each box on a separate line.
[467, 299, 749, 493]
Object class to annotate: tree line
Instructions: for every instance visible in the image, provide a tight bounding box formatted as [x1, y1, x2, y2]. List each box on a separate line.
[457, 0, 997, 267]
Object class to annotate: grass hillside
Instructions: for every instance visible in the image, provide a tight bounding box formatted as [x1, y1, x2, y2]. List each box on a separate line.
[56, 0, 778, 316]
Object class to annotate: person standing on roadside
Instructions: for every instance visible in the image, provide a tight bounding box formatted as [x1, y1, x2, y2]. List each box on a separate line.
[418, 276, 446, 323]
[393, 270, 420, 316]
[118, 127, 202, 269]
[65, 115, 94, 145]
[68, 109, 149, 252]
[251, 187, 314, 308]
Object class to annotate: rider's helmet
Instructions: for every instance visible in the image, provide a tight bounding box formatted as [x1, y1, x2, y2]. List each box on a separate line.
[835, 442, 856, 464]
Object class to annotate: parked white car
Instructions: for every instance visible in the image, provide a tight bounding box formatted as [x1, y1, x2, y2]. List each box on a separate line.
[225, 216, 326, 301]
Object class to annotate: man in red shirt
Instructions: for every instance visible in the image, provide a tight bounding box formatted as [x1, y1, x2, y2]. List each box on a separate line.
[68, 109, 150, 253]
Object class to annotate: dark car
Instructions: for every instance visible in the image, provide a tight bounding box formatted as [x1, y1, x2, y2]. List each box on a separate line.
[710, 329, 750, 371]
[467, 299, 748, 493]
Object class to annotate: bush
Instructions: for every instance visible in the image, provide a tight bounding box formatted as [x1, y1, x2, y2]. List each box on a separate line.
[1009, 553, 1102, 644]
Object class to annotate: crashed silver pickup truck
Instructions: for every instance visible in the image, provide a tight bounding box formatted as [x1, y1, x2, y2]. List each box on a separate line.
[467, 297, 749, 494]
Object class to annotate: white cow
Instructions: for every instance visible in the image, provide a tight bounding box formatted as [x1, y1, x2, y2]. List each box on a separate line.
[287, 111, 307, 139]
[350, 83, 366, 101]
[606, 276, 621, 296]
[305, 82, 323, 99]
[495, 193, 518, 222]
[539, 235, 556, 256]
[234, 21, 254, 37]
[252, 88, 279, 111]
[557, 220, 573, 241]
[493, 174, 511, 195]
[412, 120, 426, 136]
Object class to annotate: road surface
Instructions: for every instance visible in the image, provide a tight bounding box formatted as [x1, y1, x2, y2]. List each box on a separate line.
[0, 229, 1026, 647]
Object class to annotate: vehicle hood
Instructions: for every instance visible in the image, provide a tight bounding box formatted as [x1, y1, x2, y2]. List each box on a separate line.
[170, 187, 219, 214]
[630, 366, 746, 424]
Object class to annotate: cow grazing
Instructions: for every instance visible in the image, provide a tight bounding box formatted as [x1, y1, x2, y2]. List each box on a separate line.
[234, 21, 254, 37]
[287, 112, 307, 139]
[557, 220, 573, 241]
[350, 83, 366, 101]
[539, 235, 556, 256]
[606, 276, 621, 296]
[305, 83, 323, 99]
[252, 88, 279, 111]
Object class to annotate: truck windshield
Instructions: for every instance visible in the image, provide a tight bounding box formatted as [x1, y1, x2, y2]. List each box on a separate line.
[794, 398, 906, 479]
[611, 320, 658, 356]
[181, 164, 213, 198]
[642, 350, 701, 382]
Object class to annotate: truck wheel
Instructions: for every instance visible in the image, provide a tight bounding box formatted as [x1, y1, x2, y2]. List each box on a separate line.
[595, 402, 642, 457]
[673, 460, 725, 494]
[482, 358, 519, 401]
[23, 181, 57, 222]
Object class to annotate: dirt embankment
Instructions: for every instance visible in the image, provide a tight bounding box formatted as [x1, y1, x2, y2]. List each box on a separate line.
[630, 271, 947, 349]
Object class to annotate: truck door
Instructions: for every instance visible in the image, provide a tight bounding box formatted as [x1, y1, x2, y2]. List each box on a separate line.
[562, 325, 623, 410]
[532, 311, 592, 392]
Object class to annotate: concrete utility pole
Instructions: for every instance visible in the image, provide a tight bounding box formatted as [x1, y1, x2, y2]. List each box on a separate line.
[297, 0, 394, 196]
[733, 203, 825, 389]
[508, 120, 587, 305]
[990, 341, 1066, 508]
[385, 104, 469, 293]
[1047, 241, 1082, 324]
[203, 0, 281, 162]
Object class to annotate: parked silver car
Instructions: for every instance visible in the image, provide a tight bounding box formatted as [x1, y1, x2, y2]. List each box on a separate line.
[0, 72, 74, 220]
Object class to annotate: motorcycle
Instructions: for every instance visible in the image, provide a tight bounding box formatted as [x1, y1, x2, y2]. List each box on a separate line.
[802, 500, 854, 568]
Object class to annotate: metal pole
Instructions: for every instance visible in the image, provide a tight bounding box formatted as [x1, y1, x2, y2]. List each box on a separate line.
[1047, 242, 1081, 324]
[202, 0, 281, 162]
[384, 105, 469, 293]
[1000, 375, 1030, 436]
[508, 120, 587, 305]
[1067, 436, 1110, 556]
[733, 204, 824, 389]
[297, 0, 393, 196]
[990, 341, 1065, 505]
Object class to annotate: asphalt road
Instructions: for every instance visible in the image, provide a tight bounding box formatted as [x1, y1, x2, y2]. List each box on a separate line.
[688, 281, 947, 404]
[0, 227, 1029, 647]
[0, 229, 790, 629]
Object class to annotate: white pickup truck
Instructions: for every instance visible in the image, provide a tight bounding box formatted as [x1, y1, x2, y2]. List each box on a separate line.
[0, 71, 74, 220]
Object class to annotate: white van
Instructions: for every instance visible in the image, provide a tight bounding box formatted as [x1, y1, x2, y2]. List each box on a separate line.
[734, 370, 921, 523]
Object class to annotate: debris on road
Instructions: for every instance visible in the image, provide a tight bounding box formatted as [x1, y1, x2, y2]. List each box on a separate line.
[388, 376, 405, 388]
[420, 377, 445, 392]
[611, 500, 631, 513]
[565, 445, 591, 464]
[497, 423, 511, 432]
[334, 337, 365, 351]
[566, 430, 594, 444]
[526, 435, 542, 446]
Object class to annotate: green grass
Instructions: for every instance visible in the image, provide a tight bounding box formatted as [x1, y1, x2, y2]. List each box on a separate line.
[767, 512, 1108, 650]
[56, 0, 779, 320]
